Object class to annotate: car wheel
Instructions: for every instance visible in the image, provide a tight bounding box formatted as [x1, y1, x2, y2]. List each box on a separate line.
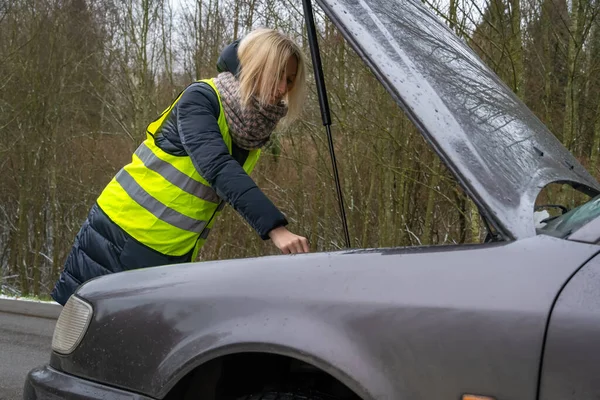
[237, 391, 338, 400]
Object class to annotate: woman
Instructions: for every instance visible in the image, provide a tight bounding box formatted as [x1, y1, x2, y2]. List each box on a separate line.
[51, 28, 309, 306]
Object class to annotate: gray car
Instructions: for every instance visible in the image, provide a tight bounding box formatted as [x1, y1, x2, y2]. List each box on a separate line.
[24, 0, 600, 399]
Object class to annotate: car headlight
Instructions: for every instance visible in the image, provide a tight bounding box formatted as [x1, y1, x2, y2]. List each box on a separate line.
[52, 295, 93, 355]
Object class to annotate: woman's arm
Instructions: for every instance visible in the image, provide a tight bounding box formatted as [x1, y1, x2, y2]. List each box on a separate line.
[175, 82, 288, 240]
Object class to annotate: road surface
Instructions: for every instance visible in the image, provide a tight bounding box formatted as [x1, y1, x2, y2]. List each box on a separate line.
[0, 311, 55, 400]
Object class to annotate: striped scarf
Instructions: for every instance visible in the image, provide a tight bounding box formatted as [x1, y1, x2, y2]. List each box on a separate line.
[213, 72, 288, 150]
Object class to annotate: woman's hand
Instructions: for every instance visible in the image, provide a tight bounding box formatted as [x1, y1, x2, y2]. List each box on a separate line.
[268, 226, 310, 254]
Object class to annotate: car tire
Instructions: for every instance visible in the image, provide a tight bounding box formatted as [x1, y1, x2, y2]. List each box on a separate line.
[237, 391, 337, 400]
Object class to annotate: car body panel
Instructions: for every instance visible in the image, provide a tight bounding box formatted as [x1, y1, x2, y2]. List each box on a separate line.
[568, 215, 600, 243]
[23, 365, 155, 400]
[314, 0, 600, 240]
[539, 253, 600, 399]
[48, 236, 598, 399]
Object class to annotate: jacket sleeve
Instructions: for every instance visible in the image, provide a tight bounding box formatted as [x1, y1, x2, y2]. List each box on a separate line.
[175, 83, 288, 239]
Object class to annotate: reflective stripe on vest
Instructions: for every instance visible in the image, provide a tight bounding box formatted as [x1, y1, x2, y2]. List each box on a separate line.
[96, 78, 261, 257]
[133, 142, 220, 203]
[114, 169, 208, 233]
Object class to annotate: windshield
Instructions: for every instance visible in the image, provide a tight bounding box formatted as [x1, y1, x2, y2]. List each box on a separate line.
[537, 195, 600, 238]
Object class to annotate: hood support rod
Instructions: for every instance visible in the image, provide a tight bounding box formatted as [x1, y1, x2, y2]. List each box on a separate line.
[302, 0, 351, 249]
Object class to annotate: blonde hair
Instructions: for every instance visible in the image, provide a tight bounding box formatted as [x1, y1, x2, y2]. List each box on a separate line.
[238, 28, 307, 126]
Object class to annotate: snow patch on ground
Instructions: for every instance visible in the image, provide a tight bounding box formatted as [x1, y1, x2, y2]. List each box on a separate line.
[0, 293, 58, 304]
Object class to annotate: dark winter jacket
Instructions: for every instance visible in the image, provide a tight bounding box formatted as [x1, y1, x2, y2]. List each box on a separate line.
[51, 41, 288, 306]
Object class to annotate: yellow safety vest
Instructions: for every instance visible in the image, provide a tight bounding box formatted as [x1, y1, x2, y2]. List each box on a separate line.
[97, 79, 261, 260]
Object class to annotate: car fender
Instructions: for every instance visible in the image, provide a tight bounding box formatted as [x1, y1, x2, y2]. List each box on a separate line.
[155, 310, 390, 399]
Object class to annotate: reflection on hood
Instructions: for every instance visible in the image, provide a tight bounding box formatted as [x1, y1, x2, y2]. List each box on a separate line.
[315, 0, 600, 239]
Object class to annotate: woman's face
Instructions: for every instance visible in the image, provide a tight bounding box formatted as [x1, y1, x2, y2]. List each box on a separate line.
[271, 55, 298, 104]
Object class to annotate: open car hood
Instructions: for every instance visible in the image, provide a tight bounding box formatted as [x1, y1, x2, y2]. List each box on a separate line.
[315, 0, 600, 239]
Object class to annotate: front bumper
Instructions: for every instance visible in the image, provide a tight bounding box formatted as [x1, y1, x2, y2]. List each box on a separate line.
[23, 365, 155, 400]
